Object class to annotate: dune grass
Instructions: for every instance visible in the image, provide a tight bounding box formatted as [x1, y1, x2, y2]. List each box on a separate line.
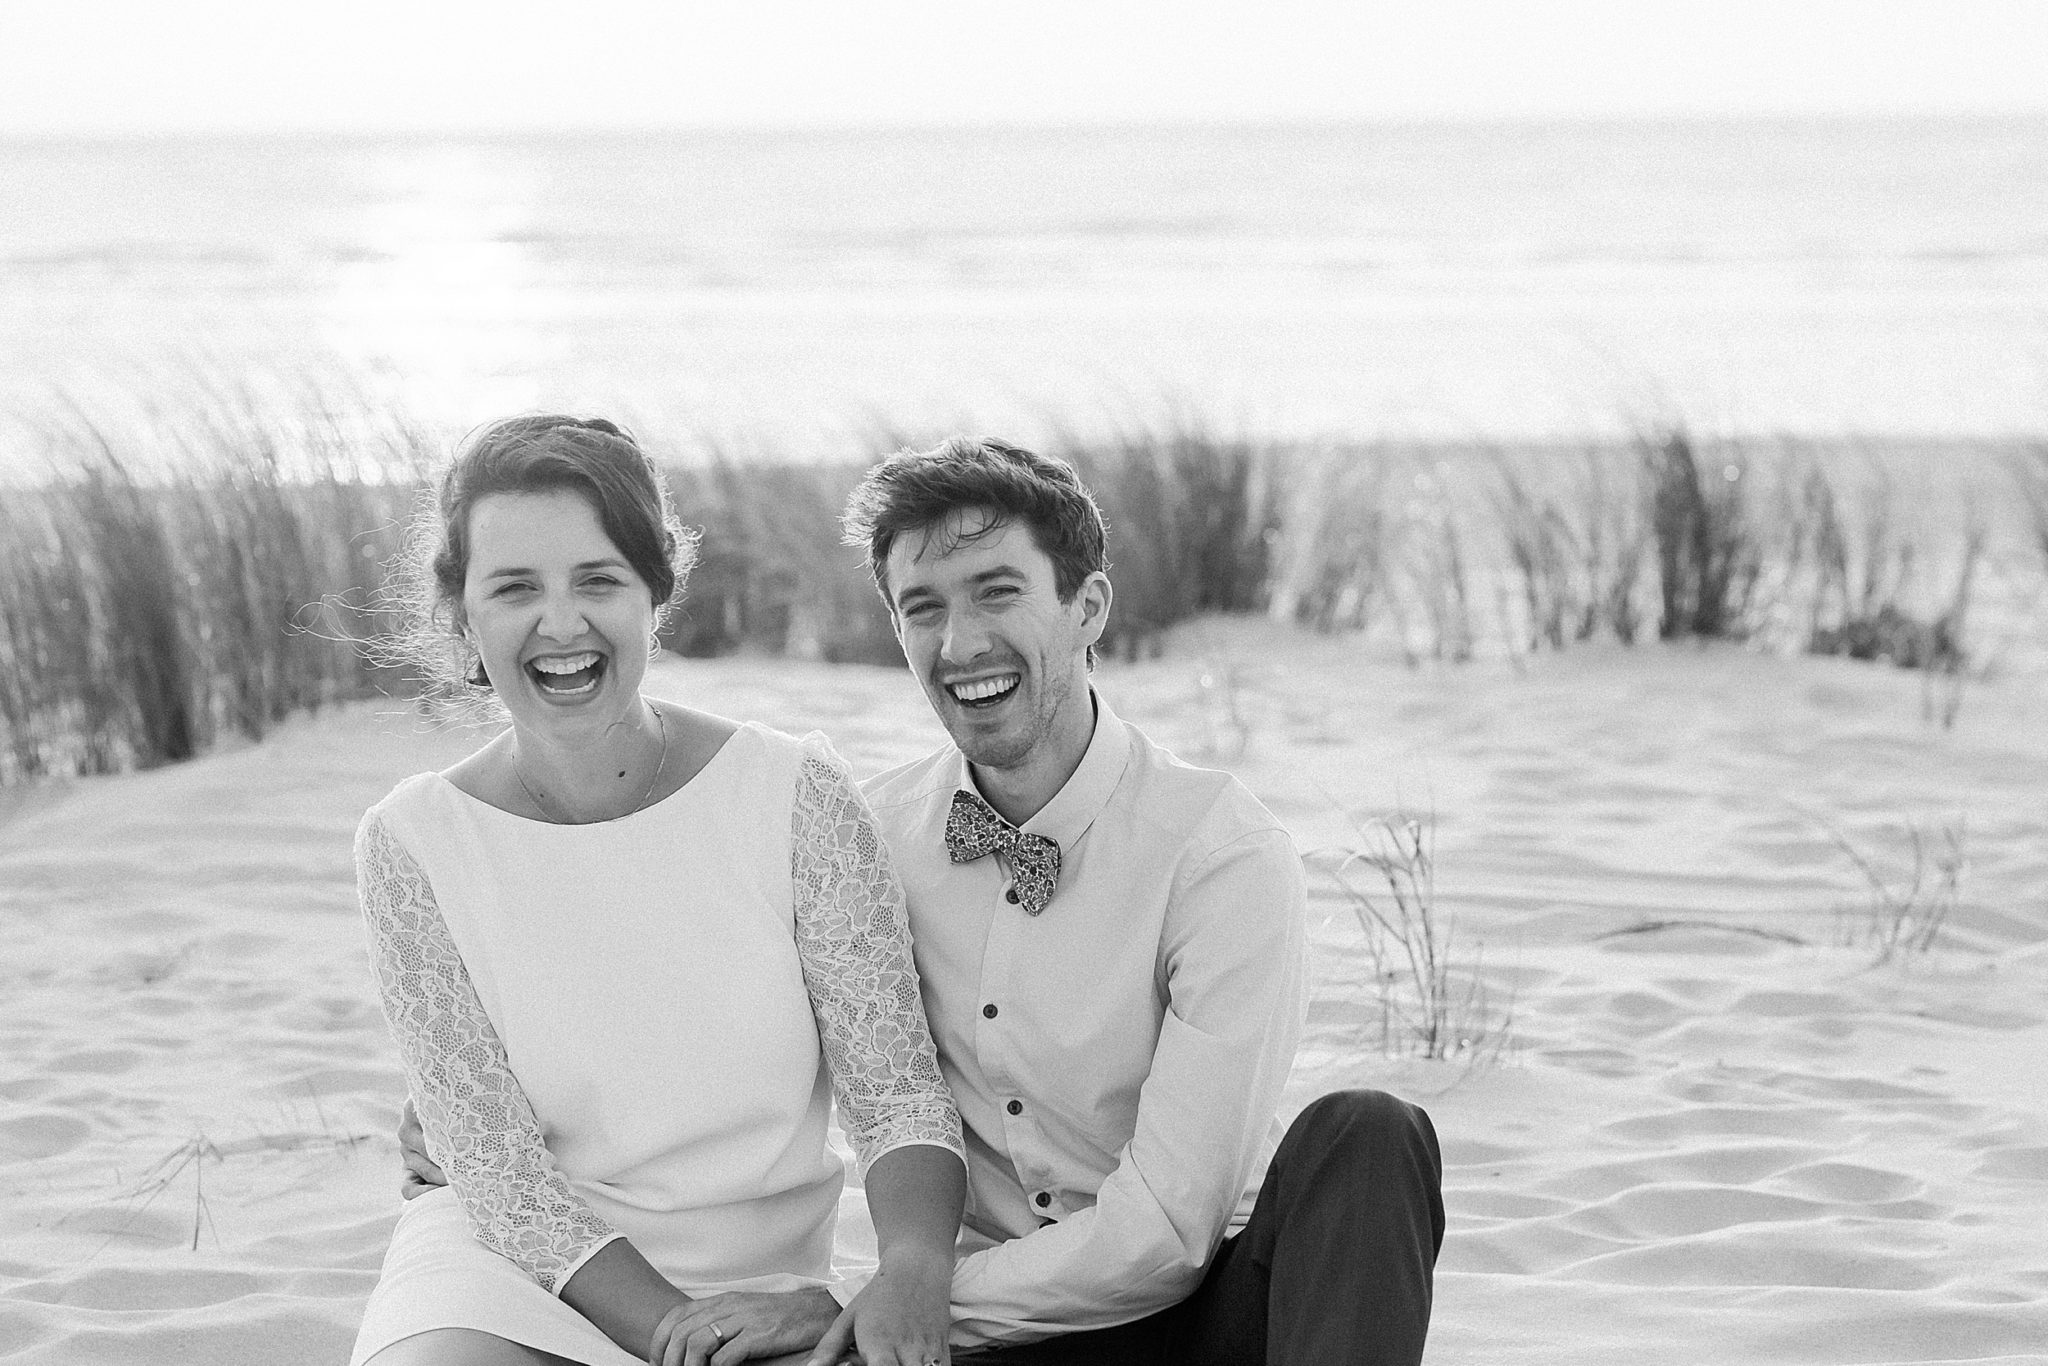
[1, 391, 2036, 783]
[0, 401, 427, 781]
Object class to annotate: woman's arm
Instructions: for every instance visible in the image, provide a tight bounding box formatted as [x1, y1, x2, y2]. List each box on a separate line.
[802, 1144, 966, 1366]
[356, 810, 691, 1360]
[789, 744, 966, 1362]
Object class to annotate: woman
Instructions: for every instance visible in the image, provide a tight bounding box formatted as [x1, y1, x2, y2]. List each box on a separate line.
[351, 415, 964, 1366]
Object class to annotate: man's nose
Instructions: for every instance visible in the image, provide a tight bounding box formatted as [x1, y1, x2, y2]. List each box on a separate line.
[939, 611, 991, 663]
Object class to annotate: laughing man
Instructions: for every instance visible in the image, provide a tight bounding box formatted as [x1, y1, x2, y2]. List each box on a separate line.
[812, 438, 1444, 1364]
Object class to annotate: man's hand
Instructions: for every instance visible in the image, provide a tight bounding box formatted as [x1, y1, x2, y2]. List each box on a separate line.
[396, 1098, 448, 1199]
[650, 1288, 841, 1366]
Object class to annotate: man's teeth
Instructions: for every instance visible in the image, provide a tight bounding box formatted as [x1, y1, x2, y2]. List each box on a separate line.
[532, 653, 600, 675]
[951, 674, 1019, 702]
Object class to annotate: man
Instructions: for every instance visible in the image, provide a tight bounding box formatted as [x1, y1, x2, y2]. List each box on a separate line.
[405, 438, 1443, 1364]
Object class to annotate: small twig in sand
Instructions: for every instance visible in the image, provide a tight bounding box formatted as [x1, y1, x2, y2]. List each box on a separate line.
[1596, 918, 1809, 946]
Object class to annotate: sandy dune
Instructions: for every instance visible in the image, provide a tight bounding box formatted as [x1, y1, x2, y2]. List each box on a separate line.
[3, 632, 2045, 1364]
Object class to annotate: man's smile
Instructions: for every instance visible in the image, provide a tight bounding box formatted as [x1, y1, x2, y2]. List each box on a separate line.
[947, 673, 1021, 708]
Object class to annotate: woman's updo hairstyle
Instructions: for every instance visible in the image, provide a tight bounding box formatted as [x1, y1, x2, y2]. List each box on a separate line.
[395, 414, 697, 696]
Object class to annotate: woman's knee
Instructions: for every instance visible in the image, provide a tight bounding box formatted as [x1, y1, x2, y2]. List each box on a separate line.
[363, 1328, 579, 1366]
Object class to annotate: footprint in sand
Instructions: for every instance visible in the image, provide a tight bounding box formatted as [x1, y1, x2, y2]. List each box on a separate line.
[1770, 1159, 1924, 1204]
[28, 1264, 268, 1311]
[272, 993, 381, 1034]
[0, 1111, 90, 1162]
[1564, 1183, 1826, 1240]
[1556, 1227, 1945, 1291]
[1730, 988, 1856, 1018]
[48, 1047, 142, 1076]
[1603, 1105, 1846, 1144]
[1590, 1141, 1814, 1190]
[1438, 1136, 1523, 1169]
[1972, 1145, 2048, 1182]
[272, 1064, 403, 1099]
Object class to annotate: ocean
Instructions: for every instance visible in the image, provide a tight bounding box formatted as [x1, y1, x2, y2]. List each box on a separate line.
[3, 117, 2045, 461]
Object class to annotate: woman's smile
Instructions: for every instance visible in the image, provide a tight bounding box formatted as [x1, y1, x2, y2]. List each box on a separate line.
[527, 651, 607, 697]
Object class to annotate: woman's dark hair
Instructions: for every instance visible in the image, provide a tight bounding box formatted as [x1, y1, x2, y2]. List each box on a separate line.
[393, 414, 696, 695]
[841, 436, 1109, 604]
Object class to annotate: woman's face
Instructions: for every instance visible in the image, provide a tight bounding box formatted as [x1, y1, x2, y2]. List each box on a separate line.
[459, 488, 655, 741]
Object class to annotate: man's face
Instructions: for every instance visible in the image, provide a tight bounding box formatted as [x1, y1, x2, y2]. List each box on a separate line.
[884, 508, 1109, 772]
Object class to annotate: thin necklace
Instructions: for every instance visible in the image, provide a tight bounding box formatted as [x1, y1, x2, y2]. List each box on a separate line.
[514, 705, 668, 824]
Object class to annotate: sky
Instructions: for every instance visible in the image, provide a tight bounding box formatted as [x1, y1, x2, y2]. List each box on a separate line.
[4, 0, 2048, 135]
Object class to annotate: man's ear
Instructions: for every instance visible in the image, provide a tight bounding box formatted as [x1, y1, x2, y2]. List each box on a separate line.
[1075, 572, 1113, 647]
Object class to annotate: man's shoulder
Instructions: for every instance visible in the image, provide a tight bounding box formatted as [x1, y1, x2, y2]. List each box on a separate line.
[1116, 720, 1288, 853]
[859, 744, 959, 813]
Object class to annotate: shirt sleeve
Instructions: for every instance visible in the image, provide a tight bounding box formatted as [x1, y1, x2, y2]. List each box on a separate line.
[789, 742, 966, 1179]
[355, 809, 622, 1295]
[946, 825, 1309, 1346]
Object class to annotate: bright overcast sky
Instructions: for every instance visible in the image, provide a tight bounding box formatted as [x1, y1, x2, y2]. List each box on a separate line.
[4, 0, 2046, 135]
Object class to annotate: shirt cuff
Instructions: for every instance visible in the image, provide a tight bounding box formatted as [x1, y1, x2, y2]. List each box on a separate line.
[854, 1135, 969, 1182]
[552, 1231, 626, 1298]
[828, 1265, 874, 1307]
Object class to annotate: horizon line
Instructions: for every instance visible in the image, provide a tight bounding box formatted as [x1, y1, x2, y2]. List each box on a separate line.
[9, 104, 2048, 144]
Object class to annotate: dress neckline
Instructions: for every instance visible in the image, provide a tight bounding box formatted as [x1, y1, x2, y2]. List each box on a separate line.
[431, 721, 753, 827]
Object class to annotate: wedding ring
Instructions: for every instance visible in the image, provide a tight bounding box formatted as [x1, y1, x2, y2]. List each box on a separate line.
[709, 1324, 727, 1344]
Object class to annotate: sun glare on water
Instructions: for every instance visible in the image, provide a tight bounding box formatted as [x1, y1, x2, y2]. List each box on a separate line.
[323, 144, 555, 423]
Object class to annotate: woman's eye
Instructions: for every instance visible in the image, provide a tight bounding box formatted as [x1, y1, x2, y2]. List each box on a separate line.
[492, 582, 534, 598]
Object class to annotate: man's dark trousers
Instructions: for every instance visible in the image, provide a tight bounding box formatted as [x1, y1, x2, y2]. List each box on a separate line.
[951, 1089, 1446, 1366]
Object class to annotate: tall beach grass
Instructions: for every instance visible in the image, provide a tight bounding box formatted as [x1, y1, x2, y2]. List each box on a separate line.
[3, 386, 2041, 783]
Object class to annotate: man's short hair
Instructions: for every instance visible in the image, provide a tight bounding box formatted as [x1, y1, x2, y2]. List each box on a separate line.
[842, 436, 1110, 605]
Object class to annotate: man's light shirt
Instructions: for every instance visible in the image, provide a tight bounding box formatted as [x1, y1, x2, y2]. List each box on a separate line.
[862, 692, 1309, 1346]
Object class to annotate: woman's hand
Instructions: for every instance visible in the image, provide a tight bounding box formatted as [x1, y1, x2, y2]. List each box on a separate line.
[396, 1098, 448, 1199]
[803, 1247, 953, 1366]
[650, 1288, 841, 1366]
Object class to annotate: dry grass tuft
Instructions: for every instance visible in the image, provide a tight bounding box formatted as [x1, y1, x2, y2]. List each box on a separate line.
[1823, 818, 1967, 961]
[1313, 811, 1511, 1063]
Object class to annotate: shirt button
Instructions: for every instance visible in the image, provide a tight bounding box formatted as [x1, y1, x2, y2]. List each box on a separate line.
[1005, 888, 1020, 904]
[982, 1003, 998, 1019]
[1006, 1099, 1023, 1116]
[1034, 1192, 1052, 1208]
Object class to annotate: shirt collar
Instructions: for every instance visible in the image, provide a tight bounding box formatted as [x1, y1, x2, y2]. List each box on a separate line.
[948, 688, 1131, 853]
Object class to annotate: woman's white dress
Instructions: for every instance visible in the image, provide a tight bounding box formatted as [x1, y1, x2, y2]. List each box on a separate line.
[348, 724, 962, 1365]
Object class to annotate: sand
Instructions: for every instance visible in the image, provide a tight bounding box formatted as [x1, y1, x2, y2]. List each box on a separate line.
[3, 631, 2046, 1364]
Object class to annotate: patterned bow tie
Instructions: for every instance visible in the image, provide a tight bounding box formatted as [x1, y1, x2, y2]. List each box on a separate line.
[944, 789, 1062, 915]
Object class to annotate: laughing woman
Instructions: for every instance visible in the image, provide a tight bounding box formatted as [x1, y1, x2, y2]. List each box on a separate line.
[350, 416, 964, 1366]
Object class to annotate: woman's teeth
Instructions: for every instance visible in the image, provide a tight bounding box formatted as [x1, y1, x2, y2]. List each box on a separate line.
[950, 674, 1019, 705]
[530, 652, 603, 694]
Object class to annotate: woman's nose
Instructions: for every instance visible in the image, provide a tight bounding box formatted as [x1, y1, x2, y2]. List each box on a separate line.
[536, 591, 588, 640]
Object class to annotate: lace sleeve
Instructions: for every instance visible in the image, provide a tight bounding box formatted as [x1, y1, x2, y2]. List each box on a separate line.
[790, 746, 965, 1178]
[355, 810, 620, 1293]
